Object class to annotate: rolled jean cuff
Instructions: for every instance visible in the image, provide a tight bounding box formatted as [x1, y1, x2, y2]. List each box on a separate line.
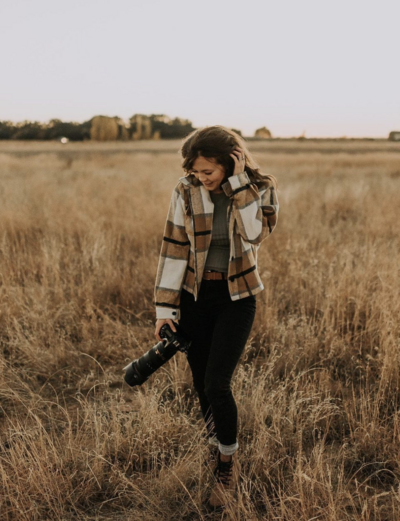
[218, 440, 239, 456]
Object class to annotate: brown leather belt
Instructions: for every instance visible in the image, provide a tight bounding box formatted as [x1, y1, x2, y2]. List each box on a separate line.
[203, 270, 228, 281]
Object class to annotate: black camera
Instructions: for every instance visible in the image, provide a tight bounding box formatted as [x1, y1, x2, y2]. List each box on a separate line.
[123, 323, 191, 387]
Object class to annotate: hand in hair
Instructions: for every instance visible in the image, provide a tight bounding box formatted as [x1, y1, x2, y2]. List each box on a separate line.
[230, 147, 247, 176]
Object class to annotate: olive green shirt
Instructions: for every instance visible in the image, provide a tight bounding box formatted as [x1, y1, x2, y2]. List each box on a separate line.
[204, 191, 230, 273]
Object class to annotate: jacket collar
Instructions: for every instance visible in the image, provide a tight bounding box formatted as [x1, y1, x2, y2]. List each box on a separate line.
[179, 173, 198, 187]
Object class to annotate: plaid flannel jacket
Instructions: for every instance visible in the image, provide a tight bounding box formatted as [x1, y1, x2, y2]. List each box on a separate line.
[154, 171, 279, 320]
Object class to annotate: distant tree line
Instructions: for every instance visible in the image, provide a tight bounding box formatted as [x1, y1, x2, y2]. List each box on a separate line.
[0, 114, 196, 141]
[0, 119, 92, 141]
[142, 115, 195, 140]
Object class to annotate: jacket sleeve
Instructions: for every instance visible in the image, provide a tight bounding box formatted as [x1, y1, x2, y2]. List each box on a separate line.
[154, 185, 190, 320]
[222, 172, 279, 245]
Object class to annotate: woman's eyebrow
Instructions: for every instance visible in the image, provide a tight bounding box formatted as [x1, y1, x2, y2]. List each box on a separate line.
[192, 168, 213, 172]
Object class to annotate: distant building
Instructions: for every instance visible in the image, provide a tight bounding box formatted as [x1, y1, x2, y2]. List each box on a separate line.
[254, 127, 272, 139]
[388, 131, 400, 141]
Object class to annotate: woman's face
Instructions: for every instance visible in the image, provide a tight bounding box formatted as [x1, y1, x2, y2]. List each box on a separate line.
[190, 156, 226, 193]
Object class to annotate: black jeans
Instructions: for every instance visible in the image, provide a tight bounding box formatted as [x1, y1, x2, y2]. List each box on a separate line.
[179, 280, 256, 450]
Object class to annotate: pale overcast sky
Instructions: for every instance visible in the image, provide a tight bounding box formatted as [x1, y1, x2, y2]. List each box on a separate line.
[1, 0, 399, 137]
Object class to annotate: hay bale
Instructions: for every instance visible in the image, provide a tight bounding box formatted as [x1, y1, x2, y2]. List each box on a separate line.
[131, 115, 154, 140]
[254, 127, 272, 139]
[142, 117, 152, 139]
[388, 131, 400, 142]
[116, 119, 129, 141]
[90, 116, 119, 141]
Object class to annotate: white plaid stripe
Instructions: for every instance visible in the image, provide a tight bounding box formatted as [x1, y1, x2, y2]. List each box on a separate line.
[159, 257, 188, 291]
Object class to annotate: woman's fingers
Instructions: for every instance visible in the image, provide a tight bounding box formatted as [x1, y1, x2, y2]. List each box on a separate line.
[155, 319, 166, 341]
[230, 147, 246, 175]
[154, 318, 178, 342]
[167, 319, 178, 332]
[231, 148, 246, 162]
[233, 147, 244, 156]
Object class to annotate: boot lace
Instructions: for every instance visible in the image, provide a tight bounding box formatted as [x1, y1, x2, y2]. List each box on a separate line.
[214, 456, 233, 486]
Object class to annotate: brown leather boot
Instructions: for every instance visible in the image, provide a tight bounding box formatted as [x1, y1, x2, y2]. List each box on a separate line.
[208, 452, 241, 508]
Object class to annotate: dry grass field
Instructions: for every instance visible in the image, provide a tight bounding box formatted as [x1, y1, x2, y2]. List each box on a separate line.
[0, 139, 400, 520]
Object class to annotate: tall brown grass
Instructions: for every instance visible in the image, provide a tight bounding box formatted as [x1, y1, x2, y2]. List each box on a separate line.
[0, 141, 400, 520]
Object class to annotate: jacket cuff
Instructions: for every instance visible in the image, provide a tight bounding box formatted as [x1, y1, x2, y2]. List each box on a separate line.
[156, 307, 181, 320]
[222, 172, 251, 197]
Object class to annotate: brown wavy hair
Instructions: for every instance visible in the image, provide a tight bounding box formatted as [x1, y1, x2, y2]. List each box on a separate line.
[180, 125, 277, 188]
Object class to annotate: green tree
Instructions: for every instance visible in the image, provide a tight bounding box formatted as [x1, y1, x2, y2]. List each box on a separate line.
[0, 121, 15, 139]
[12, 121, 46, 140]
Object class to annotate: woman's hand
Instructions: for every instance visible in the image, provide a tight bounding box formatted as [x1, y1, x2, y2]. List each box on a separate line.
[155, 318, 178, 342]
[229, 147, 246, 176]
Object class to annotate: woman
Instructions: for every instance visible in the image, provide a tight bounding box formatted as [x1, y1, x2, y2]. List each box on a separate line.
[154, 126, 279, 507]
